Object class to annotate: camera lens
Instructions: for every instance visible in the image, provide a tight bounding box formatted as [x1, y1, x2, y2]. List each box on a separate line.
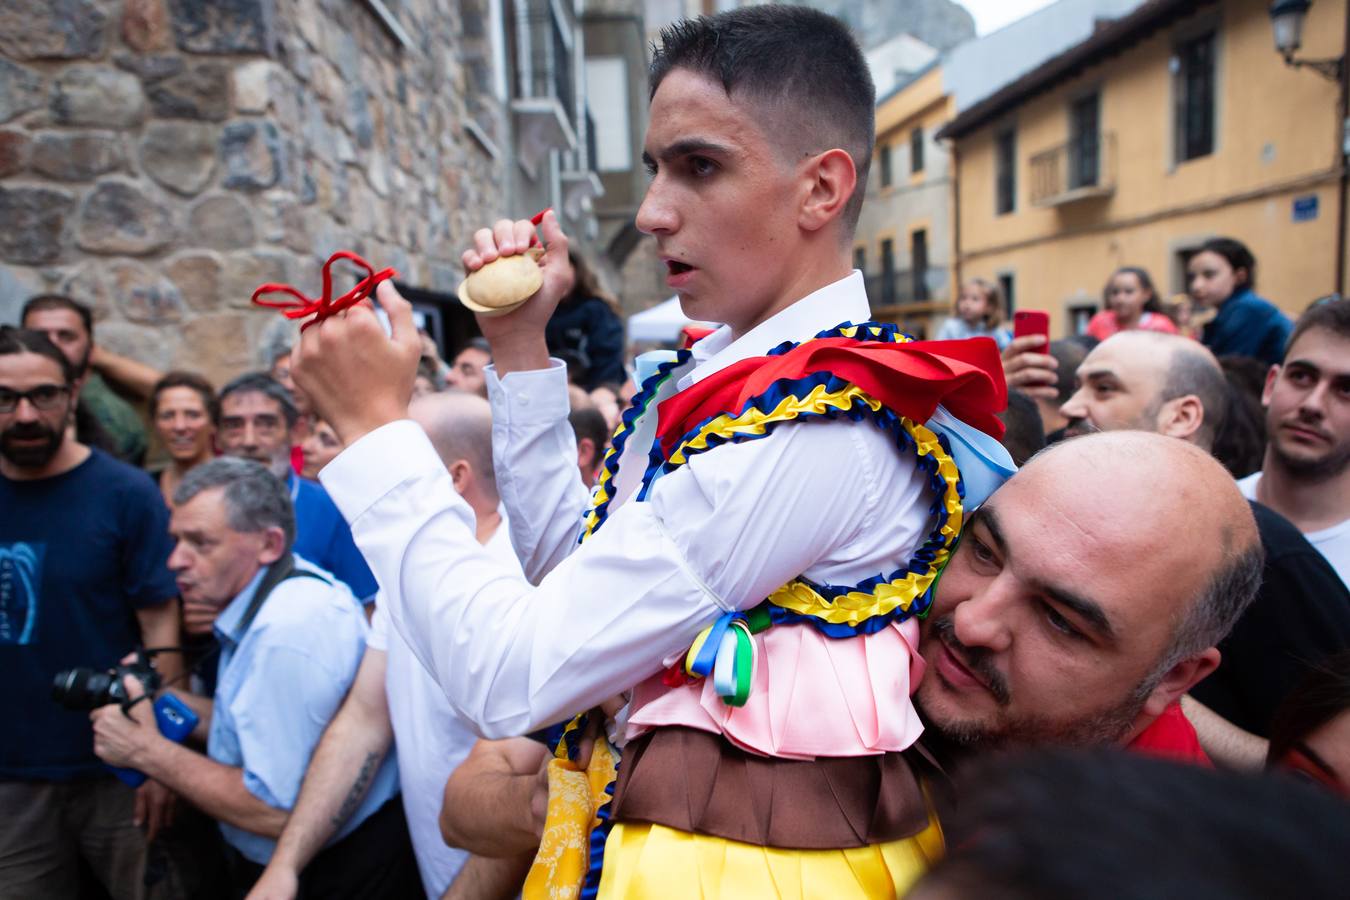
[51, 668, 114, 710]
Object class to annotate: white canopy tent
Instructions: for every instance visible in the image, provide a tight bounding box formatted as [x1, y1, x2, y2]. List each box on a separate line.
[626, 296, 718, 343]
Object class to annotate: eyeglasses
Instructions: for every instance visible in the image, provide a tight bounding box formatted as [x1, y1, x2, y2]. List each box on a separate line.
[0, 384, 71, 413]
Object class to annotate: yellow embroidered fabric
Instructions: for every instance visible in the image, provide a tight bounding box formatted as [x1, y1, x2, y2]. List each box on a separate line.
[523, 733, 619, 900]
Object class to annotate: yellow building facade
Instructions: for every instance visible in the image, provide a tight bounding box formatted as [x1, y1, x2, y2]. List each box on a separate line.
[856, 64, 958, 337]
[940, 0, 1347, 337]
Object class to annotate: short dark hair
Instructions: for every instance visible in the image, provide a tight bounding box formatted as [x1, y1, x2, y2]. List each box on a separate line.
[1048, 339, 1090, 407]
[649, 6, 875, 231]
[217, 372, 299, 429]
[174, 457, 296, 552]
[1268, 650, 1350, 767]
[455, 337, 492, 360]
[0, 326, 77, 385]
[1194, 236, 1257, 291]
[1159, 342, 1230, 451]
[21, 294, 93, 338]
[997, 390, 1046, 467]
[151, 371, 218, 421]
[568, 405, 610, 469]
[1159, 523, 1263, 676]
[920, 748, 1350, 900]
[1286, 296, 1350, 359]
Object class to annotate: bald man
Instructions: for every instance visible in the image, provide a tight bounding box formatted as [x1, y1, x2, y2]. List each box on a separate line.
[247, 392, 526, 900]
[916, 431, 1263, 760]
[1056, 332, 1350, 764]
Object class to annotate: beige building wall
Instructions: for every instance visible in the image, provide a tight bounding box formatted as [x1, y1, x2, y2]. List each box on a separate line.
[953, 0, 1347, 337]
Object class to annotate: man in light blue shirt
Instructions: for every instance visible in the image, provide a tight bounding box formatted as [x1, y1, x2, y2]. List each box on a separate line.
[91, 458, 415, 897]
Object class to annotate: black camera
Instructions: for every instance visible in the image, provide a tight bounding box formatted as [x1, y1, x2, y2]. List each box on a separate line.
[52, 653, 161, 711]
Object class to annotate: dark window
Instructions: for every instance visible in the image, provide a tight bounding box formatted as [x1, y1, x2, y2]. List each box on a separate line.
[881, 238, 896, 306]
[1175, 31, 1216, 162]
[911, 127, 925, 174]
[911, 229, 929, 301]
[1068, 92, 1100, 189]
[853, 246, 866, 273]
[880, 144, 893, 189]
[998, 273, 1015, 318]
[996, 128, 1016, 215]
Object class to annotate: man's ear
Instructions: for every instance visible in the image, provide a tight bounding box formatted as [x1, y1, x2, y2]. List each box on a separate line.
[448, 459, 471, 496]
[1140, 648, 1221, 720]
[258, 527, 287, 567]
[1156, 395, 1204, 441]
[799, 148, 857, 234]
[576, 437, 597, 472]
[1261, 364, 1280, 407]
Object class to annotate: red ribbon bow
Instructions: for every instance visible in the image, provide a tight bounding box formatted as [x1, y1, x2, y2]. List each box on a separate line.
[251, 251, 398, 331]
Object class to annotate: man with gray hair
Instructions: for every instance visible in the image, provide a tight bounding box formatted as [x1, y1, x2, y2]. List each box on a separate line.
[90, 458, 417, 897]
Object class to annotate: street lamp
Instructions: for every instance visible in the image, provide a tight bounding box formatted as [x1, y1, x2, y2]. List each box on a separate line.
[1270, 0, 1343, 82]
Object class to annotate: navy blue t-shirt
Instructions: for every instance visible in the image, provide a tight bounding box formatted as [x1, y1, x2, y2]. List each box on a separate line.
[0, 449, 178, 780]
[1201, 288, 1292, 366]
[287, 472, 377, 602]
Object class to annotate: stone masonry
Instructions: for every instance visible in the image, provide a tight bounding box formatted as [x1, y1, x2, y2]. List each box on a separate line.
[0, 0, 506, 384]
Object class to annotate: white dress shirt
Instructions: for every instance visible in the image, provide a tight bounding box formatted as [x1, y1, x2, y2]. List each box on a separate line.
[322, 272, 933, 739]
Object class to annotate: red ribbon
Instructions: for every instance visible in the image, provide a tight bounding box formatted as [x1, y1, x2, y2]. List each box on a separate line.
[251, 251, 398, 331]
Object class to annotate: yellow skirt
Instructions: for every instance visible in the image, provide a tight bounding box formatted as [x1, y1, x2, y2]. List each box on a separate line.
[594, 818, 945, 899]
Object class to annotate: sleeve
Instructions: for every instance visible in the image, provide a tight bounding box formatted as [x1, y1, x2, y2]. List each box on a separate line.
[231, 640, 356, 809]
[322, 417, 892, 739]
[321, 497, 380, 601]
[485, 361, 595, 583]
[934, 318, 958, 341]
[119, 471, 179, 608]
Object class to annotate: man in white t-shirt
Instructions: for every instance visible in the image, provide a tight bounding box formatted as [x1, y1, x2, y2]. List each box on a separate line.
[1236, 299, 1350, 586]
[245, 391, 527, 899]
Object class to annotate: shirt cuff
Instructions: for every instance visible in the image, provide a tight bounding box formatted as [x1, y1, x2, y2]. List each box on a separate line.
[485, 359, 572, 427]
[320, 420, 444, 525]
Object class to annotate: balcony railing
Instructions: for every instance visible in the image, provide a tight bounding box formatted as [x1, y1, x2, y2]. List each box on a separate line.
[863, 269, 946, 310]
[1029, 131, 1116, 207]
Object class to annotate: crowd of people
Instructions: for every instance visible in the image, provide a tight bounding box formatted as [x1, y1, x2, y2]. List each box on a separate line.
[2, 5, 1349, 900]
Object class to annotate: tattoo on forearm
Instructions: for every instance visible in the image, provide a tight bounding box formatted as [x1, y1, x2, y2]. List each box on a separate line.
[332, 752, 380, 827]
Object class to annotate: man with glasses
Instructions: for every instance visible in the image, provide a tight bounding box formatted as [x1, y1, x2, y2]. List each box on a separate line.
[0, 326, 181, 899]
[214, 373, 376, 607]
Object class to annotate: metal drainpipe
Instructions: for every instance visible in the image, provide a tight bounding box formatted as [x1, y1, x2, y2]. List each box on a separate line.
[950, 140, 962, 302]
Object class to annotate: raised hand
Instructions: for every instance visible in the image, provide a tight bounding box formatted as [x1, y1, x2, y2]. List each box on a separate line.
[291, 280, 422, 447]
[460, 210, 572, 376]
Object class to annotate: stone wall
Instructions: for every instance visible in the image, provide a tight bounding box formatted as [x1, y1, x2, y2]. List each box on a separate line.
[0, 0, 506, 384]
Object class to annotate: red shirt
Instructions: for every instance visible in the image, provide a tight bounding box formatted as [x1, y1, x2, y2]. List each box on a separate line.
[1127, 702, 1211, 766]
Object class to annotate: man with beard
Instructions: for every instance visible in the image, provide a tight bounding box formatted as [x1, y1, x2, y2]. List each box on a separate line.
[1055, 330, 1350, 764]
[22, 295, 151, 465]
[1237, 299, 1350, 585]
[0, 327, 181, 898]
[915, 431, 1263, 756]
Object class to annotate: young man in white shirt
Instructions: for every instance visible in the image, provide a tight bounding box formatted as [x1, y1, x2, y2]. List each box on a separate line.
[289, 7, 1008, 895]
[1237, 299, 1350, 585]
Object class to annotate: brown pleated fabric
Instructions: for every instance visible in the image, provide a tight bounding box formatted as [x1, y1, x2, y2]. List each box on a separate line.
[610, 726, 940, 849]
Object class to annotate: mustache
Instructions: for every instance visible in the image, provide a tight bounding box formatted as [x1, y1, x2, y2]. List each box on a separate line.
[2, 422, 59, 441]
[932, 616, 1012, 706]
[1062, 417, 1099, 439]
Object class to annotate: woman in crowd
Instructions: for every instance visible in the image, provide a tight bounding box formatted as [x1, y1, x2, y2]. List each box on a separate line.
[1268, 651, 1350, 797]
[1188, 237, 1291, 365]
[300, 418, 344, 480]
[150, 371, 216, 507]
[544, 251, 626, 391]
[936, 277, 1012, 348]
[1086, 266, 1178, 340]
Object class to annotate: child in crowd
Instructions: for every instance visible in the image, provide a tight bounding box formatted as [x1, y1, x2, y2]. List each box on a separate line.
[937, 277, 1012, 348]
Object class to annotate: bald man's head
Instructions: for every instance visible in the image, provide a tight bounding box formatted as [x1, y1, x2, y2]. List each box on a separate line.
[1061, 331, 1229, 450]
[918, 431, 1262, 749]
[410, 391, 497, 501]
